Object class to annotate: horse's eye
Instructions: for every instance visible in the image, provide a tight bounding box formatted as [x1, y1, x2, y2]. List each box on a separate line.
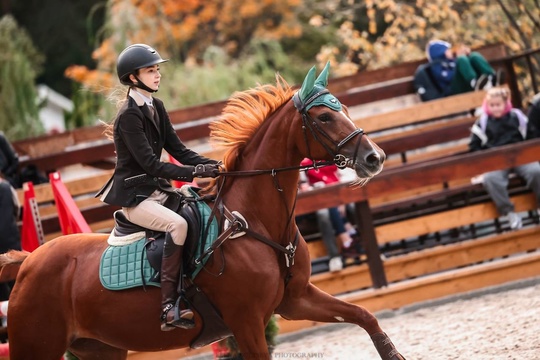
[318, 113, 332, 123]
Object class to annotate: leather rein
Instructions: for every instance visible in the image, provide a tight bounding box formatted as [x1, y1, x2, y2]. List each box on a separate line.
[196, 91, 365, 283]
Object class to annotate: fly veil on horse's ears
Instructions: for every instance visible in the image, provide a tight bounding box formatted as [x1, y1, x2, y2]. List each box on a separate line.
[294, 62, 343, 113]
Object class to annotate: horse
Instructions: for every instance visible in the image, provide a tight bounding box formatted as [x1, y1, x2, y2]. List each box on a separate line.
[0, 63, 405, 360]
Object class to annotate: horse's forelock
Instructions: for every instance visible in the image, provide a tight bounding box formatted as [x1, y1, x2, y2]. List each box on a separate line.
[209, 75, 294, 170]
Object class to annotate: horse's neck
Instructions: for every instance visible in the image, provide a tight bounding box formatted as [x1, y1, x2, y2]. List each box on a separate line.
[226, 111, 302, 236]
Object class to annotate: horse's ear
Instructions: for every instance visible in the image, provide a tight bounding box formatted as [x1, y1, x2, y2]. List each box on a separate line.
[314, 61, 331, 88]
[298, 65, 317, 102]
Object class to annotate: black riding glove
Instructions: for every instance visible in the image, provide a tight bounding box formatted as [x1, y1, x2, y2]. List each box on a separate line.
[192, 164, 220, 178]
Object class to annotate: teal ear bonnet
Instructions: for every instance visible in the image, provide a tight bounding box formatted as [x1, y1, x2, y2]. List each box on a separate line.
[294, 61, 342, 112]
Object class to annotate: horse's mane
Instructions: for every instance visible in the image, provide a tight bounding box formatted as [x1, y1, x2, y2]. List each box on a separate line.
[209, 74, 295, 170]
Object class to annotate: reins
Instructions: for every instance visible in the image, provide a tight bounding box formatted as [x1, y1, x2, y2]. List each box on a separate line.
[198, 88, 364, 285]
[216, 160, 335, 177]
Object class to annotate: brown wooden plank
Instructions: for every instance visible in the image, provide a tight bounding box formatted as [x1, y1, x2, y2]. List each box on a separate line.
[375, 193, 536, 244]
[362, 139, 540, 200]
[310, 226, 540, 296]
[357, 91, 485, 133]
[306, 240, 328, 260]
[310, 263, 372, 295]
[16, 170, 113, 204]
[374, 116, 475, 155]
[402, 143, 469, 164]
[295, 138, 540, 215]
[384, 226, 540, 283]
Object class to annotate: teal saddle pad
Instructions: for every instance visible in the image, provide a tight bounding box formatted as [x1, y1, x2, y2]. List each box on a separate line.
[99, 190, 219, 290]
[99, 238, 160, 290]
[188, 188, 219, 279]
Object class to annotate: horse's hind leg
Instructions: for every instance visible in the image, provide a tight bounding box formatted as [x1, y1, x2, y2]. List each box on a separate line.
[276, 283, 405, 360]
[69, 339, 128, 360]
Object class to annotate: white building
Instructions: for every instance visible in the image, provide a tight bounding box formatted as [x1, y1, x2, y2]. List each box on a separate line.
[37, 84, 72, 134]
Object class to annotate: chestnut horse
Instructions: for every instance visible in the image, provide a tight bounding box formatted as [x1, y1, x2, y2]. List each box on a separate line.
[0, 63, 405, 359]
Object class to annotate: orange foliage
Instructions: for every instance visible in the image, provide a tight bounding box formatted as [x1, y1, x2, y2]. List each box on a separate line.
[68, 0, 302, 90]
[65, 66, 114, 92]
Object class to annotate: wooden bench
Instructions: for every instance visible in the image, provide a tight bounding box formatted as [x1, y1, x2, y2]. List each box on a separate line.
[296, 89, 488, 266]
[295, 138, 540, 283]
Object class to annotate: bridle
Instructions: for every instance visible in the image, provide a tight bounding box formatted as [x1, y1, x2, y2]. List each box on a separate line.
[200, 89, 366, 283]
[218, 89, 366, 177]
[292, 89, 364, 169]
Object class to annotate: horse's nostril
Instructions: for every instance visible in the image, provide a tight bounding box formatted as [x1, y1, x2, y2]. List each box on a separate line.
[366, 153, 382, 166]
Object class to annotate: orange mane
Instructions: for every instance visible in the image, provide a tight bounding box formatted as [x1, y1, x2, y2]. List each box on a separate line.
[209, 75, 295, 170]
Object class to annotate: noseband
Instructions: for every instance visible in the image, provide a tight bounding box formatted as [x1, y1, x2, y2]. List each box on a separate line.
[292, 90, 364, 169]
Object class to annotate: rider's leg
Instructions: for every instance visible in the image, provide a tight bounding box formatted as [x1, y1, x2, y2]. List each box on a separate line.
[122, 190, 194, 331]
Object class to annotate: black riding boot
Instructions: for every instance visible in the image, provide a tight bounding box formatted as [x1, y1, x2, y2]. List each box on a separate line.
[160, 237, 194, 331]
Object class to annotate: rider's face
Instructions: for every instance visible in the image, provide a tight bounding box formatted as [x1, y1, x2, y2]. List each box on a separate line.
[132, 65, 161, 93]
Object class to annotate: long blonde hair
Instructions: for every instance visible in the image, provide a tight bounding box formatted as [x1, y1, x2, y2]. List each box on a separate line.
[101, 86, 131, 140]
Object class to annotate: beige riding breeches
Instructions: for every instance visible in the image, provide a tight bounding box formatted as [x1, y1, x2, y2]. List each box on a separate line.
[123, 189, 188, 245]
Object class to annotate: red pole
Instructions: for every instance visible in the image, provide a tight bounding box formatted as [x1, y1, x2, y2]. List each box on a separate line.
[21, 182, 43, 252]
[49, 172, 92, 235]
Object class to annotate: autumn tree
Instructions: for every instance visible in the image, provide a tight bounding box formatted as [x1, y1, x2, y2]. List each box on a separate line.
[0, 15, 44, 139]
[67, 0, 303, 91]
[313, 0, 540, 98]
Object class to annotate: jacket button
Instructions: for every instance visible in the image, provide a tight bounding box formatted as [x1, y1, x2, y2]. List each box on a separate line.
[153, 177, 157, 181]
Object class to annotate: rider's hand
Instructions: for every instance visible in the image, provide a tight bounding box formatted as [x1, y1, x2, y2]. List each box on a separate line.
[192, 164, 220, 178]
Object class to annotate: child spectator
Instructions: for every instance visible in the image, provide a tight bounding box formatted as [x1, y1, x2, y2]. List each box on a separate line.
[469, 87, 540, 230]
[426, 40, 500, 96]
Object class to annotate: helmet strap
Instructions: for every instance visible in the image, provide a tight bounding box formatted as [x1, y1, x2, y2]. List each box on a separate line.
[132, 74, 158, 93]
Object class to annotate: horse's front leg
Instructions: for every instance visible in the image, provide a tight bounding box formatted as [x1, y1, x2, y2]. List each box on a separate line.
[226, 317, 270, 360]
[275, 283, 405, 360]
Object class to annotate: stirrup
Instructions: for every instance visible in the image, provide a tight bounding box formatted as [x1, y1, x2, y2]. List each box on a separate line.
[160, 303, 195, 331]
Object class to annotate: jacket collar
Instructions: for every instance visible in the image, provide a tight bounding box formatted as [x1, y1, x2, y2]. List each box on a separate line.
[129, 89, 160, 133]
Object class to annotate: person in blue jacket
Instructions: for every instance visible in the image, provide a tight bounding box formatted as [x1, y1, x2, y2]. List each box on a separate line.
[427, 40, 499, 96]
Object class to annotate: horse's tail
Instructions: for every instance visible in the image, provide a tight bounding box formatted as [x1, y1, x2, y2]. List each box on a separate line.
[0, 250, 30, 282]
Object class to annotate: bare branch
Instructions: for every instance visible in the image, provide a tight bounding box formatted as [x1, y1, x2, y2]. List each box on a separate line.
[495, 0, 532, 49]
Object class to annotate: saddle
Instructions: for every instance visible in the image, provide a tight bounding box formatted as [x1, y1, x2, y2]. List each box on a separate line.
[107, 188, 233, 348]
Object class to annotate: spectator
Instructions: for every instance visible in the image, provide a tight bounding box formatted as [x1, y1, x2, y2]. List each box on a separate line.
[300, 159, 361, 266]
[426, 40, 501, 96]
[0, 172, 21, 302]
[469, 87, 540, 230]
[0, 132, 20, 189]
[527, 92, 540, 135]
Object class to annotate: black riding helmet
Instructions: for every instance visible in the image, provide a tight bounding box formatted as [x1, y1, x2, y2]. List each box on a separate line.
[116, 44, 168, 92]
